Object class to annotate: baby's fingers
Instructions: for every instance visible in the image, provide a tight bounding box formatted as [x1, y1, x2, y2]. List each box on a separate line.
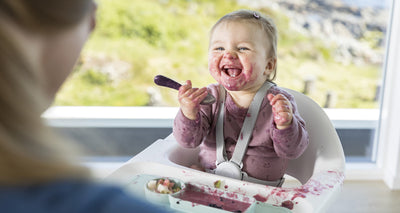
[268, 94, 288, 105]
[179, 80, 192, 94]
[272, 102, 291, 113]
[180, 88, 198, 103]
[274, 111, 292, 124]
[189, 87, 208, 104]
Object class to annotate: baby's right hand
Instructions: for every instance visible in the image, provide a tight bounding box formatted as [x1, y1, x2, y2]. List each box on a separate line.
[178, 80, 208, 120]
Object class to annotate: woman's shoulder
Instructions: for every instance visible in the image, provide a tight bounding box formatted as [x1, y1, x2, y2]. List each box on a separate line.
[0, 180, 169, 213]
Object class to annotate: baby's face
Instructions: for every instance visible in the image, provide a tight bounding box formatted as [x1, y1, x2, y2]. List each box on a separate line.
[208, 21, 274, 92]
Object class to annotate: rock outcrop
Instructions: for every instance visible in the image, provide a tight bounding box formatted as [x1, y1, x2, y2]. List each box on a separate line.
[238, 0, 390, 65]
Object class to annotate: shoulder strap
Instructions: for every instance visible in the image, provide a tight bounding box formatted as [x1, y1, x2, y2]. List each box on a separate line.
[215, 84, 227, 164]
[216, 81, 274, 167]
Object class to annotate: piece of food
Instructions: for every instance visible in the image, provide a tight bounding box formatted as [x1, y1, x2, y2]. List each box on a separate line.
[214, 180, 222, 188]
[157, 183, 170, 194]
[147, 180, 157, 191]
[147, 178, 182, 194]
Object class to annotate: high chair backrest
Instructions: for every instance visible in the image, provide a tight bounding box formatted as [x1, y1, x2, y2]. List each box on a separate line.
[284, 88, 345, 184]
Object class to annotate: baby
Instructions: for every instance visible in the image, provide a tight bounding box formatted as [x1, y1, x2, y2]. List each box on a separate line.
[173, 9, 309, 186]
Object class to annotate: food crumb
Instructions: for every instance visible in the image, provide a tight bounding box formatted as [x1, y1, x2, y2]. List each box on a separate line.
[214, 180, 222, 188]
[281, 200, 294, 210]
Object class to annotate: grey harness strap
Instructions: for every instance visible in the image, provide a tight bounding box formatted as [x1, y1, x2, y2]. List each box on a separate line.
[214, 81, 284, 186]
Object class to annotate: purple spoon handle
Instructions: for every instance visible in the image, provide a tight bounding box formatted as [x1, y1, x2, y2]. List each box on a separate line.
[153, 75, 216, 105]
[154, 75, 182, 90]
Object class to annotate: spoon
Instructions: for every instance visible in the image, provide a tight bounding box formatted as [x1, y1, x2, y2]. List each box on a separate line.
[154, 75, 216, 105]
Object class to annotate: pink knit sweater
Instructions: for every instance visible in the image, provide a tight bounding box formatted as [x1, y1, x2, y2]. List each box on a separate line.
[173, 83, 309, 181]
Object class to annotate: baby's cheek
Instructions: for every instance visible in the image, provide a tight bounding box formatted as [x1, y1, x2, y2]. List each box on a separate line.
[209, 57, 221, 81]
[208, 57, 219, 69]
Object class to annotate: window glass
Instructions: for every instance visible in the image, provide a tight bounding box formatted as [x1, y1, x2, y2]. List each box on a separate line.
[54, 0, 392, 162]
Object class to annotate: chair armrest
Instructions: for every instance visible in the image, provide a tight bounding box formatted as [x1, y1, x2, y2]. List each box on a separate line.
[290, 170, 345, 212]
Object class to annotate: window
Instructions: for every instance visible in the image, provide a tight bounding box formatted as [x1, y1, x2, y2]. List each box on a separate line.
[49, 0, 393, 164]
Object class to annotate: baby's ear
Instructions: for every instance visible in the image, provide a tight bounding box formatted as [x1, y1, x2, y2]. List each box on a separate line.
[264, 57, 276, 75]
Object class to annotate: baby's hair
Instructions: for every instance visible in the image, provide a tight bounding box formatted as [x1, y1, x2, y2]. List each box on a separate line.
[210, 9, 278, 81]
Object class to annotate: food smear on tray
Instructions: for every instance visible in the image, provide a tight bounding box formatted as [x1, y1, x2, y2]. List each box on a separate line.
[146, 178, 182, 194]
[175, 184, 252, 212]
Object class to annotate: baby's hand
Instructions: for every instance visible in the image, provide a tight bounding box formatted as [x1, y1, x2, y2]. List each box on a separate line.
[267, 94, 293, 130]
[178, 80, 208, 120]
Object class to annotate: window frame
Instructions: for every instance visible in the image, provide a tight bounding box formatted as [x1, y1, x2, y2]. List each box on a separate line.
[43, 1, 400, 189]
[376, 0, 400, 190]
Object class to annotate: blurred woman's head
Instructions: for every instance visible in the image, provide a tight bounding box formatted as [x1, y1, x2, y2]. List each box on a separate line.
[0, 0, 97, 102]
[0, 0, 96, 184]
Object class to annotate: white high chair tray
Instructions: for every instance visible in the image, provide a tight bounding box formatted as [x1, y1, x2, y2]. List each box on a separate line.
[106, 161, 333, 212]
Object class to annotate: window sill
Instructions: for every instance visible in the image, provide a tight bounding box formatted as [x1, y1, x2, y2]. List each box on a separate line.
[43, 106, 378, 129]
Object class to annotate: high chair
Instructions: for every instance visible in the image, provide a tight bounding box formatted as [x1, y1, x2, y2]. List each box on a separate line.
[109, 88, 345, 213]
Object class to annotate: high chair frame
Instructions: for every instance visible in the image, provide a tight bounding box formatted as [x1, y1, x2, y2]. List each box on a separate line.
[111, 88, 345, 212]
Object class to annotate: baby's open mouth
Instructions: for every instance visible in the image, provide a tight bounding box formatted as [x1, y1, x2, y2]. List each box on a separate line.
[222, 66, 242, 78]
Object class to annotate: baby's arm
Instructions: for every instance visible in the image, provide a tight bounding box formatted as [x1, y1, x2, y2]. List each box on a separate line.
[269, 92, 309, 159]
[173, 110, 204, 148]
[173, 80, 211, 148]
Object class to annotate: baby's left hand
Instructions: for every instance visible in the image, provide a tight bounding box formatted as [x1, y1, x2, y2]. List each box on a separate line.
[267, 94, 293, 130]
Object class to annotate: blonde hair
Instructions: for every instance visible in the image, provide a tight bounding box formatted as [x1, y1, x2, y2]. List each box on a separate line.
[0, 0, 93, 185]
[210, 9, 278, 81]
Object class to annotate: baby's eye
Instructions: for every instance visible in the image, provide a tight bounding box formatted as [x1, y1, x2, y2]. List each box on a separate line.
[214, 47, 224, 51]
[238, 47, 250, 51]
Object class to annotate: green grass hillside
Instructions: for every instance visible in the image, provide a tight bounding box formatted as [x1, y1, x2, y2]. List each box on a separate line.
[54, 0, 382, 108]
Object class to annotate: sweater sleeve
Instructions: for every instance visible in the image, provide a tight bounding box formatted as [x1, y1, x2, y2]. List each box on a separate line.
[270, 91, 309, 159]
[173, 109, 205, 148]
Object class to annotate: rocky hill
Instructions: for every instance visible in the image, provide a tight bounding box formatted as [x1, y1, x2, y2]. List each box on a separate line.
[238, 0, 390, 65]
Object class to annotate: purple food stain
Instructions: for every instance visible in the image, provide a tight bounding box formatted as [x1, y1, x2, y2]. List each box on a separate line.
[281, 200, 294, 210]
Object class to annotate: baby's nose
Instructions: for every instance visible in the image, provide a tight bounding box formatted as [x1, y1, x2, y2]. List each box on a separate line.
[223, 51, 237, 59]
